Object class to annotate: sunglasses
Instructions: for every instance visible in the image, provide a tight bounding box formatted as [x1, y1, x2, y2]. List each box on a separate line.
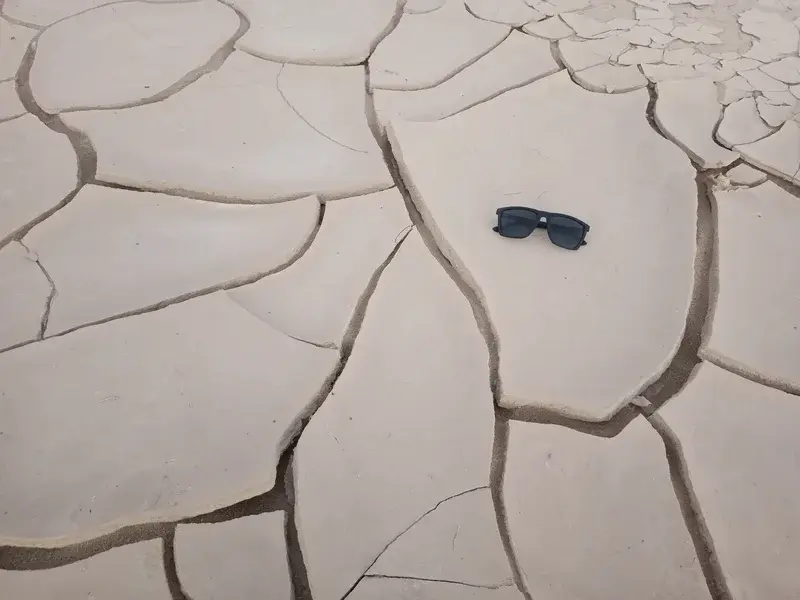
[493, 206, 590, 250]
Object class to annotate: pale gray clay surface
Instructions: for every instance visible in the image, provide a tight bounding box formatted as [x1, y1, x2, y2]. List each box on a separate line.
[4, 0, 800, 594]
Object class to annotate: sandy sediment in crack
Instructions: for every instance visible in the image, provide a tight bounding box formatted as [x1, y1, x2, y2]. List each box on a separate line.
[0, 522, 173, 570]
[770, 172, 800, 198]
[647, 413, 734, 600]
[498, 404, 640, 437]
[0, 111, 25, 124]
[639, 172, 716, 410]
[548, 40, 566, 70]
[0, 38, 91, 251]
[162, 528, 192, 600]
[700, 352, 800, 396]
[620, 83, 724, 416]
[182, 462, 290, 526]
[643, 80, 668, 140]
[717, 162, 769, 189]
[52, 0, 250, 114]
[284, 456, 312, 600]
[0, 199, 324, 354]
[1, 13, 41, 29]
[489, 416, 532, 600]
[0, 448, 289, 569]
[16, 36, 96, 181]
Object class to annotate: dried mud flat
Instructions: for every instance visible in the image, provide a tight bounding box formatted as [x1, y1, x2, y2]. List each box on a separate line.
[1, 0, 799, 599]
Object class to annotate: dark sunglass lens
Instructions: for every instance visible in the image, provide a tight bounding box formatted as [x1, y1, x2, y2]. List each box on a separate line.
[498, 209, 539, 238]
[547, 215, 585, 249]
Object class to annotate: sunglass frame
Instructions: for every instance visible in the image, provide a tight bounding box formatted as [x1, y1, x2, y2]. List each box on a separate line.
[495, 206, 590, 250]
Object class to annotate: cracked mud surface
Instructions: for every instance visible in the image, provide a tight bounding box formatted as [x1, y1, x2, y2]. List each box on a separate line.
[0, 0, 799, 598]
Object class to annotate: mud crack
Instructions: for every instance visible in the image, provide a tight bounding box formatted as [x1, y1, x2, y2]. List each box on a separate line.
[648, 414, 734, 600]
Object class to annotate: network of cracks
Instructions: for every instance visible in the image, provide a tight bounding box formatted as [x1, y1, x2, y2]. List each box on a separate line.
[1, 0, 799, 599]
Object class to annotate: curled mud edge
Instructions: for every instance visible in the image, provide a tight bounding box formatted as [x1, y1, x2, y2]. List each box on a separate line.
[0, 400, 292, 570]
